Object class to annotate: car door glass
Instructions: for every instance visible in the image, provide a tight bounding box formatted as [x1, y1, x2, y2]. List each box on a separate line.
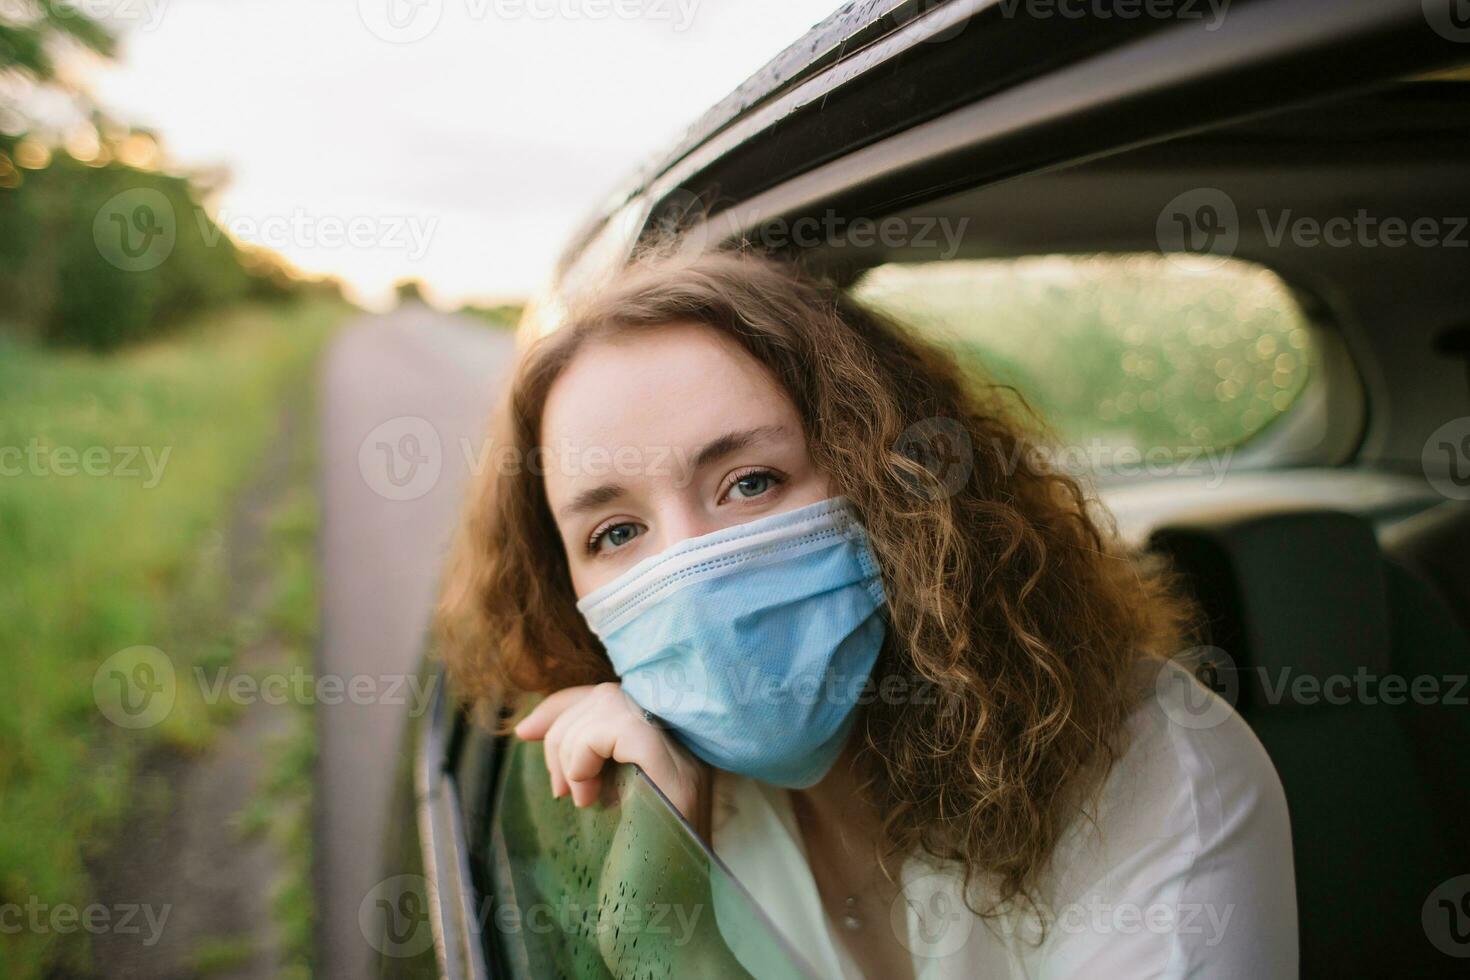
[488, 738, 816, 980]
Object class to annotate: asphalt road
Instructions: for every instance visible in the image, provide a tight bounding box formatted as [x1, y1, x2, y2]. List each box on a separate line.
[317, 305, 515, 979]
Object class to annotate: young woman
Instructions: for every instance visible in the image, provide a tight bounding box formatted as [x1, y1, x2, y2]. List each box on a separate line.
[438, 250, 1297, 978]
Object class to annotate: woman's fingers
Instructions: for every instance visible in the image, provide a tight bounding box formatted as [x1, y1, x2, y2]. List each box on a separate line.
[514, 686, 591, 740]
[520, 685, 597, 799]
[517, 683, 696, 814]
[558, 685, 630, 806]
[541, 694, 593, 799]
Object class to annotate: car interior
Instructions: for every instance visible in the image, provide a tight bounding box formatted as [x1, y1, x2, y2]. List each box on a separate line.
[773, 74, 1470, 977]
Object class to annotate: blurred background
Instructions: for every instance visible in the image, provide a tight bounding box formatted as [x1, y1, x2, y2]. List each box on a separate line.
[0, 2, 842, 977]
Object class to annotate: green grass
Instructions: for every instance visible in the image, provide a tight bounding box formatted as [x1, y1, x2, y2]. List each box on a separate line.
[0, 299, 347, 977]
[187, 935, 256, 976]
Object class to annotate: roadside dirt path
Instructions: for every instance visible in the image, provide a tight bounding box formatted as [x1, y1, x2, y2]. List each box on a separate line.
[86, 399, 310, 980]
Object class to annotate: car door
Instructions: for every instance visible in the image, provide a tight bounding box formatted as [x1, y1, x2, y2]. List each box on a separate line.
[372, 665, 819, 979]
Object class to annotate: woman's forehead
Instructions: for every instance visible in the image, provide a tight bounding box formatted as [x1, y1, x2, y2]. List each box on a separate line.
[541, 324, 793, 445]
[537, 324, 802, 501]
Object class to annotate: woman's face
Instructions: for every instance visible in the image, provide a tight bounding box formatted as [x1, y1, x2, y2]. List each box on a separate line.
[540, 321, 831, 597]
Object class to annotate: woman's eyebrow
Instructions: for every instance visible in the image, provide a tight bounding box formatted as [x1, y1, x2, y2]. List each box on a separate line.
[691, 424, 788, 469]
[558, 482, 625, 519]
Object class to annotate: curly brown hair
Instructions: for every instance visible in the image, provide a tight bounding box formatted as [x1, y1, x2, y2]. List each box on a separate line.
[438, 249, 1193, 918]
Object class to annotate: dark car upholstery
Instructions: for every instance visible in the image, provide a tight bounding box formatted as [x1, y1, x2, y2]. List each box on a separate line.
[1148, 505, 1470, 978]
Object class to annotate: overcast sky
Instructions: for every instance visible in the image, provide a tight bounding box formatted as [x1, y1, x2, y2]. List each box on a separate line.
[81, 0, 842, 307]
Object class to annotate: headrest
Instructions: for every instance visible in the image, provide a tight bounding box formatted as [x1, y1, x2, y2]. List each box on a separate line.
[1148, 505, 1392, 712]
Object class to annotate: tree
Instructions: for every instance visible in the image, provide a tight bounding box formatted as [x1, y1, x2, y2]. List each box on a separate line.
[0, 2, 116, 150]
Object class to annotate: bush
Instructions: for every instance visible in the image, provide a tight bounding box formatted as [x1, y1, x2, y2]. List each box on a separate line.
[0, 157, 320, 351]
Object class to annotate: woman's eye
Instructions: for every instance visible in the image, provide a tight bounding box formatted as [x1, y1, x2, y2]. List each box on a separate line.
[725, 470, 781, 501]
[592, 522, 642, 553]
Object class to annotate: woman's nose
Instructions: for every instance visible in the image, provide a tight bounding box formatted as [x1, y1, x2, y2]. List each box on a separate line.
[654, 506, 720, 552]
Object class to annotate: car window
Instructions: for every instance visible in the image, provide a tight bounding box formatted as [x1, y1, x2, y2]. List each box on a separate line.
[487, 738, 816, 980]
[852, 255, 1318, 477]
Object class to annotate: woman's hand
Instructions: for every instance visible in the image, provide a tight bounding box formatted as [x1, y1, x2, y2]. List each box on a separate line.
[513, 683, 708, 828]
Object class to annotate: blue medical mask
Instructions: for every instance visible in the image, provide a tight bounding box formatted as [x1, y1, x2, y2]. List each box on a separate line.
[576, 497, 888, 788]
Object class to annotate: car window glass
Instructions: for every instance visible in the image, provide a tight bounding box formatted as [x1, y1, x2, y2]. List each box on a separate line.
[487, 738, 816, 980]
[852, 255, 1317, 475]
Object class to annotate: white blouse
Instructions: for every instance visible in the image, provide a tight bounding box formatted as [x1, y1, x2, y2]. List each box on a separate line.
[709, 660, 1298, 979]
